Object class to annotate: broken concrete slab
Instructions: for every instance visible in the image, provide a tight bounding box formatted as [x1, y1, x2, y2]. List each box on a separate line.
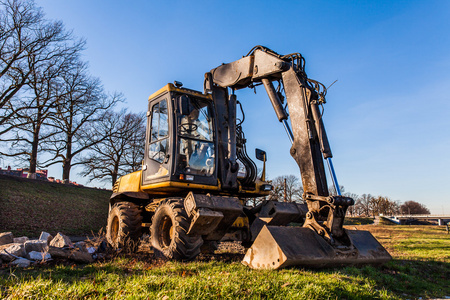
[0, 232, 14, 246]
[74, 241, 87, 252]
[0, 243, 26, 261]
[27, 251, 51, 261]
[13, 236, 29, 244]
[39, 232, 53, 244]
[48, 246, 94, 264]
[10, 258, 31, 268]
[0, 243, 13, 251]
[24, 240, 48, 253]
[49, 233, 73, 248]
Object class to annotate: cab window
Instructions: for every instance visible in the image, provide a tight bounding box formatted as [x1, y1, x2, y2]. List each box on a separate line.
[149, 100, 169, 163]
[177, 97, 215, 176]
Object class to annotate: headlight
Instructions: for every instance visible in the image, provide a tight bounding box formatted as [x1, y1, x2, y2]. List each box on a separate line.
[261, 184, 273, 191]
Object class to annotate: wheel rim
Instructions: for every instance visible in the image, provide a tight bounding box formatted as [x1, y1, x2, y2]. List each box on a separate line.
[111, 215, 119, 244]
[158, 215, 174, 249]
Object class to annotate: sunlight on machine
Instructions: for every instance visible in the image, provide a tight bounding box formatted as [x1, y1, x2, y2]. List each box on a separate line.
[106, 46, 391, 269]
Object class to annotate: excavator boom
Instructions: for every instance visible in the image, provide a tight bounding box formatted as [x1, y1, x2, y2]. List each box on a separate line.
[205, 46, 391, 269]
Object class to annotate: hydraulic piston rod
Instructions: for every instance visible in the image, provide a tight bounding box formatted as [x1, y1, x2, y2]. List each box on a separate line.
[282, 120, 294, 143]
[326, 157, 341, 196]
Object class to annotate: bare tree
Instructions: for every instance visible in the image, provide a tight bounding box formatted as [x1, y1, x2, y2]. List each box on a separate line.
[368, 196, 400, 216]
[400, 200, 430, 215]
[123, 111, 145, 172]
[358, 194, 373, 217]
[0, 0, 84, 123]
[0, 42, 81, 178]
[40, 61, 120, 182]
[79, 110, 145, 186]
[344, 192, 359, 216]
[350, 198, 366, 217]
[270, 174, 303, 203]
[328, 185, 345, 196]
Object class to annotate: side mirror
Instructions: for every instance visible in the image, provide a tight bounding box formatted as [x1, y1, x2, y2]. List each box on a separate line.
[255, 148, 266, 162]
[178, 95, 191, 116]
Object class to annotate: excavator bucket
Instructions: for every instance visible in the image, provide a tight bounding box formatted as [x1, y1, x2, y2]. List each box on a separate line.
[242, 225, 391, 269]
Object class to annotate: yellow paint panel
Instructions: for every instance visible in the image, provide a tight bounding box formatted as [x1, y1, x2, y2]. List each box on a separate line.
[141, 181, 220, 192]
[231, 216, 249, 228]
[117, 171, 142, 193]
[148, 84, 171, 100]
[148, 83, 213, 101]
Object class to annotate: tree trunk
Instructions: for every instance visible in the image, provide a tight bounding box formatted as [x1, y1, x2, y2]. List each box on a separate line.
[62, 158, 71, 183]
[62, 134, 73, 183]
[27, 124, 40, 179]
[112, 161, 120, 187]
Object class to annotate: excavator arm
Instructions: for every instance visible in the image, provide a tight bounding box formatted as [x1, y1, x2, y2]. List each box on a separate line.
[205, 46, 391, 268]
[205, 46, 351, 243]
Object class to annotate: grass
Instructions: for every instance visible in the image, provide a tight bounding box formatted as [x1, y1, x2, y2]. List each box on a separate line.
[0, 176, 448, 299]
[344, 217, 374, 225]
[0, 259, 398, 299]
[1, 225, 449, 299]
[0, 175, 111, 237]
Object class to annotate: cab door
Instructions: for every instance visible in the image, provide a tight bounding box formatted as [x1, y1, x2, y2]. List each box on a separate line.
[142, 95, 172, 185]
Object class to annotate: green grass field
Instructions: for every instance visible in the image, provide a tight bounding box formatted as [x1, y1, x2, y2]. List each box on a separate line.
[1, 225, 449, 299]
[0, 175, 110, 237]
[1, 176, 449, 299]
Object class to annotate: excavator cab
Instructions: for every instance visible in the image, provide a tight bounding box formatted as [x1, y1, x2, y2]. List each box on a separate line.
[142, 86, 217, 188]
[140, 83, 269, 198]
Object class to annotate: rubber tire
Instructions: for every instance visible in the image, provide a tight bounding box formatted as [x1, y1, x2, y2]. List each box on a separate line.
[150, 198, 203, 260]
[106, 201, 142, 250]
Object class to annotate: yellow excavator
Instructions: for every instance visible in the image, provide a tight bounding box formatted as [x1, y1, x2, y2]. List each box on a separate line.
[106, 46, 391, 269]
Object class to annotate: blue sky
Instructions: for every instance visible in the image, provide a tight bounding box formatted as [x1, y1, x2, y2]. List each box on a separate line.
[36, 0, 450, 213]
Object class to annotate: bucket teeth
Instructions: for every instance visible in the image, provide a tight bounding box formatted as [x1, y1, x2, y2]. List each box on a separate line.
[242, 225, 391, 269]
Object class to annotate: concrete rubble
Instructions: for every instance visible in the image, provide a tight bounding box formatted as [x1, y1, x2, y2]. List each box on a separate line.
[24, 240, 48, 253]
[0, 231, 104, 268]
[0, 243, 26, 261]
[28, 251, 51, 261]
[49, 232, 73, 248]
[13, 236, 29, 244]
[0, 232, 14, 246]
[39, 232, 53, 244]
[10, 258, 31, 268]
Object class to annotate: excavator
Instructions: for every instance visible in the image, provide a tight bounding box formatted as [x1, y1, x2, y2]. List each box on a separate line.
[106, 46, 391, 269]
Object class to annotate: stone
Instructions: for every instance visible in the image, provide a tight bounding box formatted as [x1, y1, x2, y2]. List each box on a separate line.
[10, 258, 31, 268]
[97, 241, 108, 253]
[49, 233, 73, 248]
[13, 236, 29, 244]
[39, 232, 53, 244]
[0, 243, 26, 261]
[0, 232, 14, 246]
[0, 243, 13, 251]
[24, 240, 48, 253]
[48, 246, 94, 263]
[74, 241, 87, 252]
[27, 251, 51, 261]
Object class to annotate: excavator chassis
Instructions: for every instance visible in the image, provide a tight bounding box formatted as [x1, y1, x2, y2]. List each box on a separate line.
[108, 45, 392, 270]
